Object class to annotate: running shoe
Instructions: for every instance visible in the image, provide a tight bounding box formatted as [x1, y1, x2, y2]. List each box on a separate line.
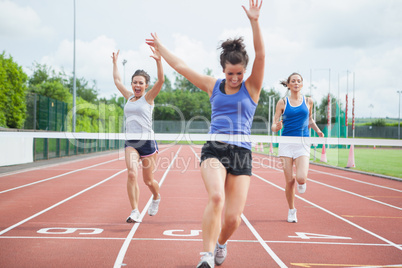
[196, 252, 214, 268]
[126, 209, 141, 223]
[214, 242, 227, 266]
[297, 182, 307, 194]
[287, 208, 297, 223]
[148, 195, 161, 216]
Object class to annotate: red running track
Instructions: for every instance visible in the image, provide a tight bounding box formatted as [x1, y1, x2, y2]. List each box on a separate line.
[0, 145, 401, 267]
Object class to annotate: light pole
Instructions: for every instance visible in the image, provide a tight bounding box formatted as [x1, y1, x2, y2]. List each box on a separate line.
[122, 59, 127, 86]
[308, 84, 316, 137]
[72, 0, 76, 132]
[268, 95, 272, 135]
[311, 68, 331, 138]
[398, 91, 401, 139]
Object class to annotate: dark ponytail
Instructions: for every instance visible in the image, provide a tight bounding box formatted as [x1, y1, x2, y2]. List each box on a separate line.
[219, 37, 249, 69]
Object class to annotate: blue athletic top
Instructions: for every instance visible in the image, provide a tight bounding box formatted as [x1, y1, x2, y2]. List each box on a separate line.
[281, 96, 310, 137]
[209, 79, 257, 150]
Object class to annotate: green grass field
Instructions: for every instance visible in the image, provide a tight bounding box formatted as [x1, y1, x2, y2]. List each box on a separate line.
[256, 145, 402, 179]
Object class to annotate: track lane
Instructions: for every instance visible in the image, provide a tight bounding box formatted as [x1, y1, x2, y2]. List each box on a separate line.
[250, 153, 402, 267]
[0, 146, 401, 267]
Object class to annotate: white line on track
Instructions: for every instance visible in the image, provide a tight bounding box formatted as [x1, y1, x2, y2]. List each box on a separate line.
[252, 171, 402, 251]
[255, 153, 402, 192]
[309, 168, 402, 192]
[241, 215, 287, 267]
[2, 236, 401, 248]
[309, 178, 402, 210]
[0, 145, 174, 194]
[0, 159, 119, 194]
[0, 151, 118, 177]
[189, 146, 287, 268]
[0, 169, 127, 236]
[253, 156, 402, 211]
[113, 146, 182, 268]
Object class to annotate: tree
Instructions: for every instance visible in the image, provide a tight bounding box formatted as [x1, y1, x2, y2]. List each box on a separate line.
[254, 87, 281, 122]
[174, 72, 199, 92]
[28, 63, 71, 103]
[0, 51, 28, 128]
[316, 94, 339, 124]
[66, 77, 99, 103]
[27, 62, 123, 133]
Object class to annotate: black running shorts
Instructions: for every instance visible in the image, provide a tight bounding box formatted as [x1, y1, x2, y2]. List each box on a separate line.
[200, 141, 252, 176]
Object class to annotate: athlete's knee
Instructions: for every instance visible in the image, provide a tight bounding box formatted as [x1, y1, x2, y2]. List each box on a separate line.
[127, 170, 138, 182]
[225, 213, 242, 229]
[209, 191, 225, 209]
[296, 174, 307, 184]
[143, 177, 154, 187]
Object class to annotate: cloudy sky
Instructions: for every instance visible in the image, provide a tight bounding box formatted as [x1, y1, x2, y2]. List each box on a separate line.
[1, 0, 401, 118]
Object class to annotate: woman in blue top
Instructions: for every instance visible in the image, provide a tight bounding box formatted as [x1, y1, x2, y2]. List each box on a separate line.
[146, 1, 264, 267]
[271, 73, 324, 223]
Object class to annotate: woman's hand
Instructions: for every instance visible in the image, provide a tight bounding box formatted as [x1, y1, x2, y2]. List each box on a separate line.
[146, 33, 161, 51]
[317, 131, 324, 138]
[111, 50, 119, 64]
[272, 120, 283, 132]
[149, 46, 161, 62]
[242, 0, 262, 21]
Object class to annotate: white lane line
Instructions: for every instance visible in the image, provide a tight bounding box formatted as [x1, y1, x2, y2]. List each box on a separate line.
[252, 172, 402, 251]
[113, 146, 182, 268]
[241, 214, 287, 267]
[0, 169, 127, 236]
[309, 179, 402, 210]
[0, 151, 118, 177]
[3, 236, 401, 248]
[0, 159, 119, 194]
[253, 153, 402, 192]
[189, 146, 287, 267]
[0, 145, 174, 194]
[253, 159, 402, 211]
[309, 168, 402, 192]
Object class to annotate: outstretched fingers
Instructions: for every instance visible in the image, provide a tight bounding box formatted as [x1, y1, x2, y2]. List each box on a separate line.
[242, 0, 262, 19]
[111, 50, 120, 63]
[145, 32, 158, 48]
[149, 46, 161, 61]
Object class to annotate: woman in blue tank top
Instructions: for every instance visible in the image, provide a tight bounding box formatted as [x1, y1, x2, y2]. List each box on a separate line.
[146, 1, 264, 267]
[271, 73, 324, 223]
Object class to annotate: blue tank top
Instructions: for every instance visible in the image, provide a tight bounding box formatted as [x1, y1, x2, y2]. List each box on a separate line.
[281, 96, 310, 137]
[209, 79, 257, 150]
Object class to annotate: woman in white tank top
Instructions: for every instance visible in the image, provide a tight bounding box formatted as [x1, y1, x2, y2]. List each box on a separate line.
[112, 48, 164, 223]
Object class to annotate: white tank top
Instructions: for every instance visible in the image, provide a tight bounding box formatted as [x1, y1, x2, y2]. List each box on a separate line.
[124, 94, 154, 136]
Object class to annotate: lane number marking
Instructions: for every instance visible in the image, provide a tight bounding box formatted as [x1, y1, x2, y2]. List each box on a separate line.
[289, 232, 352, 240]
[37, 228, 103, 235]
[163, 229, 202, 237]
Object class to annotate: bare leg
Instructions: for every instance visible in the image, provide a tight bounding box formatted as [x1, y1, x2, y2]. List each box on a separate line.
[295, 156, 309, 185]
[125, 147, 140, 210]
[218, 174, 250, 245]
[200, 158, 227, 252]
[141, 153, 160, 200]
[281, 156, 295, 209]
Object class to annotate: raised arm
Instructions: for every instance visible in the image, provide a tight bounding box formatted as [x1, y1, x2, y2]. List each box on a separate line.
[112, 50, 133, 100]
[307, 98, 324, 137]
[271, 99, 284, 133]
[145, 47, 164, 103]
[146, 33, 216, 96]
[244, 0, 265, 102]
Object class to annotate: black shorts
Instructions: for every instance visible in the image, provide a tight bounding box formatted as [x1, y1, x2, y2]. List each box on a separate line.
[200, 141, 252, 176]
[125, 140, 158, 157]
